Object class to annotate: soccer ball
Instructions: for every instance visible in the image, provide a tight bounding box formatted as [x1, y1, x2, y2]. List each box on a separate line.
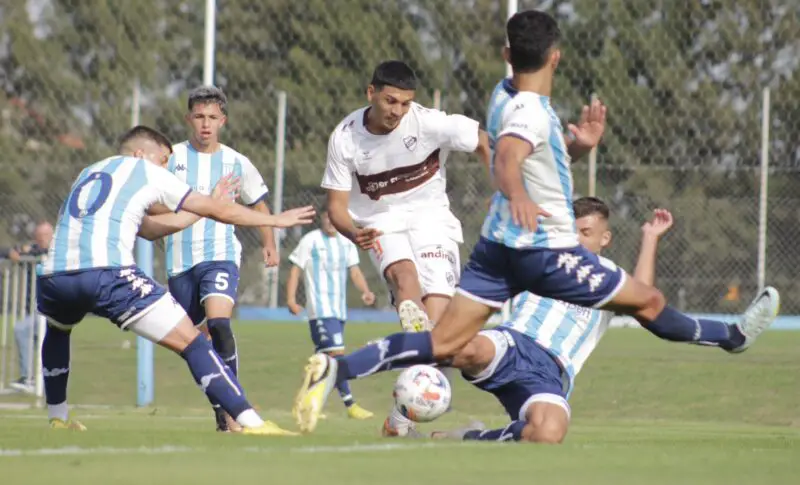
[393, 365, 451, 422]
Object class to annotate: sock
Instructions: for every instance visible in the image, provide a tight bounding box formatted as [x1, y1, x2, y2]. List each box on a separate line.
[464, 420, 526, 442]
[180, 334, 252, 421]
[389, 405, 413, 430]
[42, 326, 71, 412]
[337, 380, 355, 407]
[336, 331, 434, 383]
[645, 306, 745, 350]
[48, 402, 69, 422]
[235, 408, 264, 428]
[207, 318, 238, 376]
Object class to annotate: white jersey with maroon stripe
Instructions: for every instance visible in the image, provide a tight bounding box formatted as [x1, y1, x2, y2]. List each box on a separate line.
[321, 102, 479, 242]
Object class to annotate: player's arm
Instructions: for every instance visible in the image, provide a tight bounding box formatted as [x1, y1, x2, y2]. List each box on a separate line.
[286, 265, 303, 315]
[565, 98, 607, 161]
[425, 108, 490, 167]
[250, 201, 278, 265]
[475, 129, 492, 170]
[349, 265, 375, 306]
[632, 209, 674, 285]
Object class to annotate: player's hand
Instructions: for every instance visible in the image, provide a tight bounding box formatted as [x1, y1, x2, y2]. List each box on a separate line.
[212, 173, 240, 201]
[273, 206, 316, 228]
[567, 98, 607, 150]
[641, 209, 674, 238]
[361, 291, 376, 306]
[509, 194, 551, 232]
[262, 245, 279, 267]
[288, 301, 303, 316]
[354, 228, 382, 251]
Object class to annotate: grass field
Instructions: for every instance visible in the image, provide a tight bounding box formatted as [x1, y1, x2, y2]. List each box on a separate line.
[1, 320, 798, 485]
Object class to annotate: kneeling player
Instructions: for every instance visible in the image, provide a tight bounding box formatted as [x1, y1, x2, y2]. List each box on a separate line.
[37, 125, 313, 434]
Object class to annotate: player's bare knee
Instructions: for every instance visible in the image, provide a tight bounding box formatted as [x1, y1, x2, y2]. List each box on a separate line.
[636, 286, 667, 321]
[522, 420, 567, 444]
[451, 336, 493, 375]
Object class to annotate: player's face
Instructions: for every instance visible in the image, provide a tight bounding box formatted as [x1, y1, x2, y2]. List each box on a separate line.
[576, 213, 611, 254]
[367, 85, 415, 133]
[186, 102, 226, 147]
[320, 212, 336, 236]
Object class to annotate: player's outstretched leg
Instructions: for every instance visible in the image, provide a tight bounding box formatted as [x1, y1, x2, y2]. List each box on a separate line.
[41, 324, 86, 431]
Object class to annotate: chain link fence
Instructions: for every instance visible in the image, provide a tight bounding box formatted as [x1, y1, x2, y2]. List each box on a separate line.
[1, 0, 798, 314]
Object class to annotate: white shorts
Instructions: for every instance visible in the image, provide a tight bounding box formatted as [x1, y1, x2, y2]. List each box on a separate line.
[369, 229, 461, 300]
[125, 293, 188, 343]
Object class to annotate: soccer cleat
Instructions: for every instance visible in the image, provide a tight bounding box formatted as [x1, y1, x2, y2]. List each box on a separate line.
[294, 353, 338, 433]
[728, 286, 780, 354]
[347, 404, 374, 420]
[430, 421, 486, 441]
[49, 418, 87, 431]
[381, 416, 423, 438]
[240, 420, 299, 436]
[398, 300, 432, 332]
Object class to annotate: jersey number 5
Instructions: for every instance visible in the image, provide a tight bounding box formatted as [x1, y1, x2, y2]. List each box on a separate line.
[68, 172, 113, 218]
[215, 272, 230, 291]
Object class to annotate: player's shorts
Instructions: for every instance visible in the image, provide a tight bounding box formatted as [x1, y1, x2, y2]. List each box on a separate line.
[167, 261, 240, 326]
[308, 318, 346, 353]
[36, 266, 186, 342]
[457, 237, 626, 309]
[369, 230, 460, 300]
[463, 328, 571, 421]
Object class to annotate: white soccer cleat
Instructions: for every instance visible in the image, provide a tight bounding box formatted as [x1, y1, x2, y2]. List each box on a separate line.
[728, 286, 780, 354]
[398, 300, 432, 332]
[430, 420, 486, 441]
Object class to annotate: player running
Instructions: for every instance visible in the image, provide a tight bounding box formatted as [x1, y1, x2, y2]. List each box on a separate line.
[386, 198, 670, 442]
[286, 210, 376, 420]
[321, 60, 491, 334]
[37, 125, 313, 434]
[165, 86, 278, 432]
[293, 10, 780, 434]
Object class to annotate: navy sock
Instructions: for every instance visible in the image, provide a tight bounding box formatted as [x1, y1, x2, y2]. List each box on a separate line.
[337, 381, 355, 408]
[42, 326, 71, 405]
[336, 331, 434, 383]
[464, 420, 526, 442]
[181, 334, 251, 419]
[208, 318, 238, 376]
[646, 306, 745, 350]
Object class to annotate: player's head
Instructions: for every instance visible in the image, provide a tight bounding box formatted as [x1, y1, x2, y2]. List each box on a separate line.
[503, 10, 562, 75]
[34, 221, 53, 249]
[574, 196, 611, 254]
[320, 210, 336, 236]
[366, 60, 417, 133]
[118, 125, 173, 167]
[186, 85, 228, 148]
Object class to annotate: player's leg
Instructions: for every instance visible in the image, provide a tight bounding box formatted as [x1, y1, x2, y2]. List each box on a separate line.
[294, 238, 510, 432]
[11, 314, 35, 391]
[370, 233, 430, 331]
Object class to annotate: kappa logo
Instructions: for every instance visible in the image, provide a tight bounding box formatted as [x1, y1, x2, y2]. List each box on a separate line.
[402, 136, 418, 151]
[175, 164, 187, 171]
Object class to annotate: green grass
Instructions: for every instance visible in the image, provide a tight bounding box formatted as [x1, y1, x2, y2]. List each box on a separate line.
[1, 321, 799, 485]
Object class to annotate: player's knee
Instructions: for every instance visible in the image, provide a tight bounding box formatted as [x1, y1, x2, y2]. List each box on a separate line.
[451, 336, 492, 374]
[522, 420, 567, 444]
[636, 286, 667, 320]
[384, 261, 418, 288]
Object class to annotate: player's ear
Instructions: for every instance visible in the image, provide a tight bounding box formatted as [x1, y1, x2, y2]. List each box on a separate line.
[366, 84, 376, 102]
[132, 148, 145, 159]
[550, 47, 561, 71]
[601, 229, 612, 248]
[219, 115, 227, 128]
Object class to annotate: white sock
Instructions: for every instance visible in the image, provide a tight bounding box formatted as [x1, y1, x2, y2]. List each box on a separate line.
[48, 401, 69, 422]
[235, 408, 264, 428]
[389, 405, 413, 429]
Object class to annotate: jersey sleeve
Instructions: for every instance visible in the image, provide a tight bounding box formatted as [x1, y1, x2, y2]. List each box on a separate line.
[497, 101, 549, 150]
[346, 239, 360, 267]
[420, 106, 480, 153]
[288, 234, 311, 269]
[320, 128, 354, 191]
[145, 162, 193, 212]
[239, 157, 269, 206]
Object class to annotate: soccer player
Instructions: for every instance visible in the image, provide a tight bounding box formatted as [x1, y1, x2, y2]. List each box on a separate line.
[387, 198, 670, 442]
[293, 10, 780, 434]
[36, 125, 314, 434]
[286, 210, 376, 420]
[320, 60, 491, 334]
[165, 86, 278, 432]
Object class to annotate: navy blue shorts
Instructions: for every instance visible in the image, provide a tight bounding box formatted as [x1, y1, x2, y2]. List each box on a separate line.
[458, 237, 625, 309]
[37, 266, 167, 329]
[309, 318, 346, 353]
[464, 328, 570, 421]
[167, 261, 239, 326]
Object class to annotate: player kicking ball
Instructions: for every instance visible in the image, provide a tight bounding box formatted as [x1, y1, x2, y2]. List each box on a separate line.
[320, 60, 491, 334]
[293, 10, 779, 434]
[37, 125, 313, 434]
[286, 210, 375, 420]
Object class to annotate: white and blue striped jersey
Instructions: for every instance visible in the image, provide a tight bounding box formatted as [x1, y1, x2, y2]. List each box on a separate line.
[165, 141, 268, 277]
[481, 79, 578, 249]
[500, 291, 612, 395]
[40, 156, 192, 276]
[289, 229, 360, 321]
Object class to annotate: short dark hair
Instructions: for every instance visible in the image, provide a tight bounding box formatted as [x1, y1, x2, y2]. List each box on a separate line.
[370, 61, 417, 91]
[188, 85, 228, 115]
[117, 125, 173, 153]
[573, 197, 609, 220]
[506, 10, 561, 73]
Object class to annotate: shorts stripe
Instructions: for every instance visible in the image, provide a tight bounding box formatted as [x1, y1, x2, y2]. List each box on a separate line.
[456, 288, 504, 309]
